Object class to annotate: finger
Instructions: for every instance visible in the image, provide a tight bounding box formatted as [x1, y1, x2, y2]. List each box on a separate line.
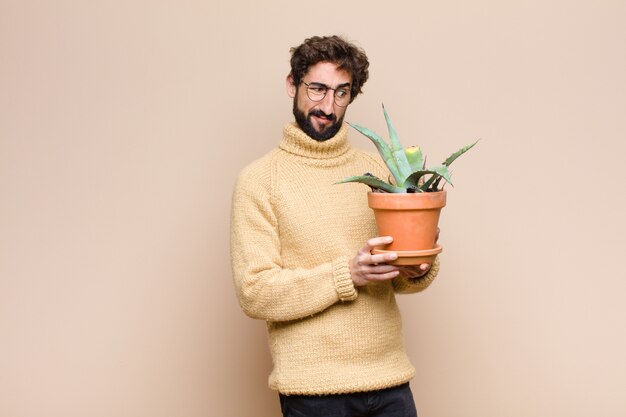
[369, 252, 398, 265]
[365, 270, 400, 281]
[420, 263, 431, 271]
[364, 236, 393, 251]
[357, 252, 397, 267]
[363, 264, 399, 275]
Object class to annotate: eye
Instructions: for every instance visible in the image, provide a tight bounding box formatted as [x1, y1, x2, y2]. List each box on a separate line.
[335, 89, 349, 98]
[309, 86, 326, 94]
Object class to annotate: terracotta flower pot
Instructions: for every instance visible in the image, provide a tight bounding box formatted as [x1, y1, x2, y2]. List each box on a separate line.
[368, 190, 446, 265]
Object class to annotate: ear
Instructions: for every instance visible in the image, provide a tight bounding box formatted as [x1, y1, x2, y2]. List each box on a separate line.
[286, 74, 296, 98]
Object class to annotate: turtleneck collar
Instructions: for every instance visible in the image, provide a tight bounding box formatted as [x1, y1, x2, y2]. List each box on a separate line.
[279, 122, 351, 159]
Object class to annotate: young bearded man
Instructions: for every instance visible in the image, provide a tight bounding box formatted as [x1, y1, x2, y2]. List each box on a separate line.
[230, 35, 440, 417]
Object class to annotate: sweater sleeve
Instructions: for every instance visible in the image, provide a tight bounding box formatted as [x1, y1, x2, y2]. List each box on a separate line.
[392, 256, 440, 294]
[230, 161, 357, 322]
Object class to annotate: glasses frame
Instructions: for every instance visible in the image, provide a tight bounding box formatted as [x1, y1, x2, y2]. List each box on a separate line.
[302, 81, 351, 107]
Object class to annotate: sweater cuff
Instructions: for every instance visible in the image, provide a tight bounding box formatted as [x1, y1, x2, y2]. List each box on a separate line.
[332, 256, 357, 301]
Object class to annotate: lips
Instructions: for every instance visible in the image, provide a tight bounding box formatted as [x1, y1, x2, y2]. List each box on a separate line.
[310, 111, 336, 127]
[314, 115, 331, 125]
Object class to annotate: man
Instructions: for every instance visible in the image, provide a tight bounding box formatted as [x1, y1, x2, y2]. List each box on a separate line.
[230, 35, 440, 417]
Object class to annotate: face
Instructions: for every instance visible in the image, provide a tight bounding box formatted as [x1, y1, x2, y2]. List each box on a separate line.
[286, 62, 352, 141]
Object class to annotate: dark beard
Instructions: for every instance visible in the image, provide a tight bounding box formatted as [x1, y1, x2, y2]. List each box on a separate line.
[293, 100, 343, 142]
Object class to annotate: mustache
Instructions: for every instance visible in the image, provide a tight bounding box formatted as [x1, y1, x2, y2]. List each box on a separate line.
[309, 110, 336, 122]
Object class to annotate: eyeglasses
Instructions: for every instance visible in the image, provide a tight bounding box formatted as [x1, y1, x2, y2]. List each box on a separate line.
[302, 81, 351, 107]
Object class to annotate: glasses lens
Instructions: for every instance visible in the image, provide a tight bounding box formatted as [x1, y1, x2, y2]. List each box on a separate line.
[304, 82, 351, 106]
[334, 88, 350, 107]
[306, 83, 326, 102]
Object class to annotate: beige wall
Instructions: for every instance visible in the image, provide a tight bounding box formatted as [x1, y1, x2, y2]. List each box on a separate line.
[1, 1, 625, 416]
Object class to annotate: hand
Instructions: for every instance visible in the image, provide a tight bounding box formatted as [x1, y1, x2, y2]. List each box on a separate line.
[397, 263, 431, 279]
[396, 227, 440, 279]
[349, 236, 400, 287]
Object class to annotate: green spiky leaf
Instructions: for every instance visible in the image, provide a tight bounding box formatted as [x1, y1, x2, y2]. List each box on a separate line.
[403, 165, 453, 190]
[336, 175, 405, 193]
[347, 122, 403, 185]
[443, 140, 479, 167]
[420, 175, 438, 191]
[382, 105, 412, 184]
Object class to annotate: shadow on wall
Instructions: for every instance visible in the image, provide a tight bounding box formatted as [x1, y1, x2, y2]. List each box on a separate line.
[212, 285, 281, 416]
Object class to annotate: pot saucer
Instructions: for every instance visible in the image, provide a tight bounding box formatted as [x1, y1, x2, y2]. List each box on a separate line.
[372, 244, 443, 266]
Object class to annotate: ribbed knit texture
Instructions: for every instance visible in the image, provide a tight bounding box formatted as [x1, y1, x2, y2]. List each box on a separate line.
[230, 122, 439, 395]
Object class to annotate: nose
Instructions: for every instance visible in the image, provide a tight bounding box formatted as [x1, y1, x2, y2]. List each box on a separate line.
[318, 90, 336, 114]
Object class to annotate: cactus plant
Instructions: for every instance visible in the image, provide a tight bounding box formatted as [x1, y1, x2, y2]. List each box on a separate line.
[338, 105, 478, 193]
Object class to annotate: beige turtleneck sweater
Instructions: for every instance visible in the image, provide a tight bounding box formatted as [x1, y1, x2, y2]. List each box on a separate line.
[230, 122, 439, 395]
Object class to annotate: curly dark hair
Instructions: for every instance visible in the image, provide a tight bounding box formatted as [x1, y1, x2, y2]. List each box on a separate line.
[289, 35, 370, 103]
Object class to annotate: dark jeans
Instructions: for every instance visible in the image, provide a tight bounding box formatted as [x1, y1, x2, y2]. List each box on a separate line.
[279, 383, 418, 417]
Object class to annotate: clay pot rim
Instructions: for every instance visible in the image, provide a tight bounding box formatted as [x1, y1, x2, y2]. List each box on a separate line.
[371, 244, 442, 257]
[368, 190, 447, 209]
[371, 245, 443, 266]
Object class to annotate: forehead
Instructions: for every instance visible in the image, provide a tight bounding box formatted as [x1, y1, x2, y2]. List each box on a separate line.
[304, 61, 352, 85]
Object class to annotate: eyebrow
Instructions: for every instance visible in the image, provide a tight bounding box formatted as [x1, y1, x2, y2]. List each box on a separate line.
[310, 81, 351, 89]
